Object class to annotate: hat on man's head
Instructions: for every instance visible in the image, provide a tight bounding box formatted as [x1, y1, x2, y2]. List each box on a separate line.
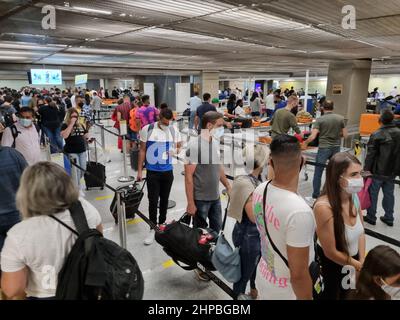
[212, 98, 220, 104]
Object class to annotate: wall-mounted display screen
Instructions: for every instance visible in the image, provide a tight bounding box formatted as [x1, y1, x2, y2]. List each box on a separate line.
[75, 74, 88, 85]
[30, 69, 62, 85]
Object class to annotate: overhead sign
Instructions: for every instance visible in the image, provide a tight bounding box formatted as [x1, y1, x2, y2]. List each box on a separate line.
[31, 69, 62, 85]
[332, 84, 343, 95]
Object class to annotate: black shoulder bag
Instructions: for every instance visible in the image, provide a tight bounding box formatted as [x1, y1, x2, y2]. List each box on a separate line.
[262, 181, 324, 298]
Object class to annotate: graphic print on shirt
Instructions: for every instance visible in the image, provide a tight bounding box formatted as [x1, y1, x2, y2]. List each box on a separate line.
[253, 191, 289, 289]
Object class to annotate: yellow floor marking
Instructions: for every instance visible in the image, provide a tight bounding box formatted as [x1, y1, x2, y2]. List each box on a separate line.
[162, 259, 175, 269]
[127, 218, 144, 225]
[95, 195, 113, 201]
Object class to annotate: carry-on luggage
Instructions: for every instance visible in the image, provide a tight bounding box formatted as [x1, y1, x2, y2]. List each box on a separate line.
[155, 214, 218, 271]
[110, 179, 146, 224]
[84, 139, 106, 190]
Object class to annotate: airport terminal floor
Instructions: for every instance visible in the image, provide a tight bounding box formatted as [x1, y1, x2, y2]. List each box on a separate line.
[1, 1, 400, 312]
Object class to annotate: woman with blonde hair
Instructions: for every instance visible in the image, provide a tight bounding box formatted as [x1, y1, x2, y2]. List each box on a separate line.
[228, 144, 269, 300]
[61, 107, 90, 193]
[0, 162, 102, 299]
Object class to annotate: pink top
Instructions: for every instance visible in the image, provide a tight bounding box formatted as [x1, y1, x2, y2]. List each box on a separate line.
[136, 105, 159, 129]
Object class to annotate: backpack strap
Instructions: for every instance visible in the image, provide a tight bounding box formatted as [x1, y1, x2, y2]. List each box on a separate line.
[49, 201, 89, 235]
[50, 214, 79, 236]
[147, 123, 155, 138]
[10, 124, 20, 149]
[69, 201, 90, 234]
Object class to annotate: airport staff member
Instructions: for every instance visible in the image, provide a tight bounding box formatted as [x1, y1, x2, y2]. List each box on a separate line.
[270, 95, 302, 138]
[303, 100, 347, 199]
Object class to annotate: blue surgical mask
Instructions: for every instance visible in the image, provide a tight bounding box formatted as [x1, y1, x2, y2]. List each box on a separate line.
[211, 126, 224, 140]
[19, 118, 32, 128]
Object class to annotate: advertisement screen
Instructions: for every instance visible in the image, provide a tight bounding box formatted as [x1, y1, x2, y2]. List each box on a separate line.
[30, 69, 62, 85]
[75, 74, 88, 85]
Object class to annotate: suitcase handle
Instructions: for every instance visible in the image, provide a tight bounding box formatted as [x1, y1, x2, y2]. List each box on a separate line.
[136, 178, 147, 192]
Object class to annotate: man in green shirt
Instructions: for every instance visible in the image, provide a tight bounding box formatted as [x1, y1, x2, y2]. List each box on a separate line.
[270, 95, 302, 138]
[303, 100, 348, 198]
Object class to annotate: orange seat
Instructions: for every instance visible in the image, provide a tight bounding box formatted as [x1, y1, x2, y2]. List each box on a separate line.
[359, 114, 381, 136]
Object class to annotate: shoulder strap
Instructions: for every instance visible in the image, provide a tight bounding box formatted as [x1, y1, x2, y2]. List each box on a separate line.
[69, 201, 90, 234]
[49, 201, 89, 235]
[10, 124, 20, 149]
[221, 198, 231, 234]
[147, 123, 155, 138]
[49, 214, 79, 236]
[262, 181, 289, 267]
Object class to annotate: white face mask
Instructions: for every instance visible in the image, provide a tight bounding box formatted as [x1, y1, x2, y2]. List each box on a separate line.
[381, 279, 400, 300]
[211, 126, 224, 140]
[342, 177, 364, 194]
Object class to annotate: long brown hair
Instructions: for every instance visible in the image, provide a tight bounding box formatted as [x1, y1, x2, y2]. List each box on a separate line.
[352, 245, 400, 300]
[320, 152, 361, 256]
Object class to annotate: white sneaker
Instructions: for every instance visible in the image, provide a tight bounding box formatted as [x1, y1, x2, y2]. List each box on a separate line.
[143, 230, 155, 245]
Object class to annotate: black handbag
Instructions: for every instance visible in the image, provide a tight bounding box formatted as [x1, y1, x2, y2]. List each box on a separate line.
[262, 181, 324, 297]
[155, 214, 217, 271]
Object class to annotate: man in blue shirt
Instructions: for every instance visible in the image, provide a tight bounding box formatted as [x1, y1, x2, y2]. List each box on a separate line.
[0, 143, 28, 252]
[20, 90, 32, 107]
[137, 108, 182, 245]
[275, 94, 287, 111]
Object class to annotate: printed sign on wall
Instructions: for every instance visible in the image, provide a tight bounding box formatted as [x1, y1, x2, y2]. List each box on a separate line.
[332, 84, 343, 95]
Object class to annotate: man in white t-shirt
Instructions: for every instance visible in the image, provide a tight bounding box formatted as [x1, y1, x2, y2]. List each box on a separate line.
[253, 134, 315, 300]
[265, 89, 275, 118]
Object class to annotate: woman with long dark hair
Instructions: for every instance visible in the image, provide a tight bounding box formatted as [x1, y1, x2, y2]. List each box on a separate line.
[351, 245, 400, 300]
[227, 93, 237, 115]
[313, 152, 366, 300]
[250, 92, 263, 117]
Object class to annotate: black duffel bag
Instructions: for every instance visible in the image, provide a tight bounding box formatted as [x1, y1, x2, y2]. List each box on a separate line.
[155, 214, 217, 271]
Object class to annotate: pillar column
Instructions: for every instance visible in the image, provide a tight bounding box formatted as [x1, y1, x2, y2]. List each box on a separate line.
[326, 59, 372, 126]
[201, 71, 219, 98]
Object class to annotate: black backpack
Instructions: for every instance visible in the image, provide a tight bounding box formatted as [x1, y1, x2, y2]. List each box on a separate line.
[50, 201, 144, 300]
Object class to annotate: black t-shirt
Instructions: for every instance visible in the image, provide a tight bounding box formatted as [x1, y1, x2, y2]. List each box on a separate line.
[61, 123, 87, 154]
[196, 103, 217, 124]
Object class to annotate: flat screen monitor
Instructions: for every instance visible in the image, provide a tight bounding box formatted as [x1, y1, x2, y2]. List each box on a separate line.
[30, 69, 62, 85]
[75, 74, 88, 85]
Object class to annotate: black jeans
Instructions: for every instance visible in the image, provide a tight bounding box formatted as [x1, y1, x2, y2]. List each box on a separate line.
[146, 170, 174, 227]
[317, 245, 359, 300]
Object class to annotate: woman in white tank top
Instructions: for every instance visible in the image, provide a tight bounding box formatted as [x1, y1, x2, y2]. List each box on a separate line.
[313, 152, 366, 300]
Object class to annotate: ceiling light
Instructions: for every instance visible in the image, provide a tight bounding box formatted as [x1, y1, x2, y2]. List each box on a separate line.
[72, 6, 112, 15]
[120, 13, 126, 17]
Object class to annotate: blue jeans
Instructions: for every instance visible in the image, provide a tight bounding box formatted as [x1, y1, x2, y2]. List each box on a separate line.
[232, 219, 261, 296]
[43, 126, 64, 154]
[366, 178, 395, 223]
[193, 199, 222, 233]
[0, 212, 20, 252]
[189, 111, 196, 129]
[68, 152, 87, 187]
[312, 146, 341, 198]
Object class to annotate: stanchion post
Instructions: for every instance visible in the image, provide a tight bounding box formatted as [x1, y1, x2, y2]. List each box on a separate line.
[69, 156, 79, 188]
[45, 138, 51, 161]
[100, 124, 106, 155]
[117, 191, 127, 249]
[118, 135, 135, 182]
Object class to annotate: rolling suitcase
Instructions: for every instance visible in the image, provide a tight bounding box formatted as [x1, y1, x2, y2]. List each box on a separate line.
[110, 180, 146, 224]
[84, 139, 106, 190]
